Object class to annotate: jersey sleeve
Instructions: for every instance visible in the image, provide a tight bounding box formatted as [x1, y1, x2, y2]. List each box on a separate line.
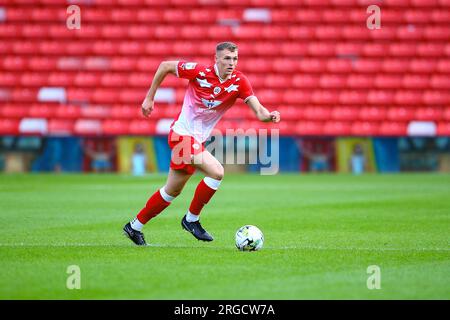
[238, 74, 255, 102]
[176, 61, 204, 80]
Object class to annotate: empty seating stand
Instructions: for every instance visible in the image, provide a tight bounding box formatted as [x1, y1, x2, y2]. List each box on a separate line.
[0, 0, 449, 136]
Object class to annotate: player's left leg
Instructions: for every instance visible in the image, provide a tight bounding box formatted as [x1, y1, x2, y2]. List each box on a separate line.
[181, 150, 224, 242]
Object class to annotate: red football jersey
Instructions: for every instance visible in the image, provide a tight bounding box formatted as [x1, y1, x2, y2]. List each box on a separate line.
[171, 61, 254, 143]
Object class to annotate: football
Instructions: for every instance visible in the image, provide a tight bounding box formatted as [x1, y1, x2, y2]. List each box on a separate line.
[235, 225, 264, 251]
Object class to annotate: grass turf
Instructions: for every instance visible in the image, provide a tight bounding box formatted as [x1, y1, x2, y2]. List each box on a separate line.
[0, 173, 448, 299]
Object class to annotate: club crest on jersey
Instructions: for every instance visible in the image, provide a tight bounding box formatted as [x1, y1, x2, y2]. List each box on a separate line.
[201, 98, 222, 109]
[182, 62, 197, 70]
[213, 87, 221, 95]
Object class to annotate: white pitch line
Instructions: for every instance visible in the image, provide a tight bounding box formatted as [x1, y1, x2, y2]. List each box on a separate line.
[0, 243, 448, 252]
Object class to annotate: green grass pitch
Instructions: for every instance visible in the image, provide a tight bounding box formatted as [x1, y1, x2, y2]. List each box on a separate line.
[0, 173, 449, 299]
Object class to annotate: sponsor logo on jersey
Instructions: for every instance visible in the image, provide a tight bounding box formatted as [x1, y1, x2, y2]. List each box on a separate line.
[201, 98, 222, 109]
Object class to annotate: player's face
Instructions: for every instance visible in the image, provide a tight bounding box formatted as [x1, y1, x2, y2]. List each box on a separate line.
[215, 49, 238, 79]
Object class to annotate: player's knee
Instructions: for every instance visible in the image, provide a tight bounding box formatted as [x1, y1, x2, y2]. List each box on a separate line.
[210, 165, 224, 181]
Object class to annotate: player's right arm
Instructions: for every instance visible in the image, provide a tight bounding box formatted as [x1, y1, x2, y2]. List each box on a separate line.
[141, 61, 178, 118]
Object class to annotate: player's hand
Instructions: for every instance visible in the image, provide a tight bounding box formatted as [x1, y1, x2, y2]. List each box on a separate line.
[141, 98, 154, 118]
[270, 111, 281, 123]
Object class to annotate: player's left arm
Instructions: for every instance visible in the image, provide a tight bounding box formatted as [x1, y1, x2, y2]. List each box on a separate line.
[246, 96, 281, 123]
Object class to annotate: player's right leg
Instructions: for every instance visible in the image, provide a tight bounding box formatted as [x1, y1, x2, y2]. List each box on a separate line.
[123, 168, 192, 246]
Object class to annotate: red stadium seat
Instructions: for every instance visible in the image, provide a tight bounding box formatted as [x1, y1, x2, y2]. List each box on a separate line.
[256, 90, 282, 105]
[48, 73, 73, 86]
[410, 59, 437, 73]
[388, 43, 417, 57]
[311, 90, 340, 104]
[314, 26, 342, 40]
[367, 90, 395, 105]
[295, 121, 324, 136]
[379, 122, 407, 136]
[417, 43, 446, 57]
[0, 119, 20, 135]
[48, 119, 74, 135]
[110, 106, 140, 119]
[109, 57, 137, 71]
[74, 119, 102, 135]
[415, 107, 443, 121]
[375, 75, 403, 89]
[307, 42, 336, 56]
[299, 59, 327, 73]
[387, 107, 415, 121]
[283, 90, 312, 105]
[29, 104, 56, 118]
[189, 9, 218, 24]
[262, 26, 289, 40]
[319, 75, 347, 89]
[55, 105, 82, 119]
[396, 25, 424, 40]
[264, 75, 292, 89]
[103, 120, 130, 135]
[347, 75, 374, 88]
[382, 59, 410, 73]
[303, 106, 332, 120]
[339, 91, 367, 104]
[444, 107, 450, 121]
[351, 122, 380, 136]
[136, 9, 164, 23]
[110, 9, 137, 22]
[423, 26, 450, 40]
[271, 10, 296, 23]
[359, 107, 387, 121]
[288, 26, 315, 40]
[0, 73, 19, 86]
[362, 43, 388, 57]
[129, 120, 156, 135]
[437, 122, 450, 136]
[335, 43, 364, 56]
[323, 121, 351, 136]
[291, 74, 320, 88]
[395, 91, 423, 105]
[295, 9, 322, 23]
[280, 43, 308, 57]
[1, 105, 29, 118]
[74, 73, 101, 87]
[353, 59, 382, 73]
[404, 10, 430, 23]
[430, 75, 450, 89]
[423, 91, 450, 105]
[81, 106, 110, 119]
[402, 75, 430, 89]
[332, 106, 358, 121]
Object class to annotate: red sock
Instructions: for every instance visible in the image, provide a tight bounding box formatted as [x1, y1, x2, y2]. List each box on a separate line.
[136, 190, 171, 224]
[189, 179, 218, 216]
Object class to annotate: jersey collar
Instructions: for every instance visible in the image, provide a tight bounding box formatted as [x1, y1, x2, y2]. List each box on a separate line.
[214, 64, 232, 83]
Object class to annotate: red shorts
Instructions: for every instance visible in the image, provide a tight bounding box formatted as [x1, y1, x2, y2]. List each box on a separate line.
[168, 130, 205, 175]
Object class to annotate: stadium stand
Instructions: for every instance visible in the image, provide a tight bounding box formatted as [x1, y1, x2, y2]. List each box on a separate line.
[0, 0, 449, 136]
